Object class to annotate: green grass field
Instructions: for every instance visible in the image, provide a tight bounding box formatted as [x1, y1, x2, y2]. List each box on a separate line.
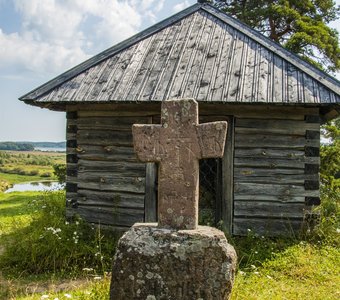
[0, 190, 339, 299]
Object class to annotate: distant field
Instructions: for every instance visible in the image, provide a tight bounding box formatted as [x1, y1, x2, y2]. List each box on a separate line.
[0, 150, 65, 190]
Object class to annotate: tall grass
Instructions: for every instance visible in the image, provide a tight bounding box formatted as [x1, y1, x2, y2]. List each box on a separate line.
[0, 191, 117, 277]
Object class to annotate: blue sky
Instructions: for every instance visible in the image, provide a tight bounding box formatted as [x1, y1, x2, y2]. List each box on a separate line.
[0, 0, 339, 142]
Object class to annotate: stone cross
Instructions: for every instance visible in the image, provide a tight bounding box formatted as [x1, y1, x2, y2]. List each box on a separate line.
[132, 99, 227, 230]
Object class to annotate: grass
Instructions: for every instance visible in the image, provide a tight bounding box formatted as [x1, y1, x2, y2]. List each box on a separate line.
[0, 150, 65, 190]
[0, 191, 42, 235]
[0, 192, 338, 300]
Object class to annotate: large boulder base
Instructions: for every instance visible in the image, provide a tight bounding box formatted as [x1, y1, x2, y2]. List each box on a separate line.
[110, 223, 237, 300]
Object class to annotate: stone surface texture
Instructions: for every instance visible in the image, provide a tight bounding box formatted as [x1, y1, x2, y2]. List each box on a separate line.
[132, 99, 227, 230]
[110, 223, 237, 300]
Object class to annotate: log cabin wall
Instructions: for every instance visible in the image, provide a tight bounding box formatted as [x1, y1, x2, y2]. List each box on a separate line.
[232, 107, 320, 236]
[66, 109, 153, 230]
[65, 104, 321, 235]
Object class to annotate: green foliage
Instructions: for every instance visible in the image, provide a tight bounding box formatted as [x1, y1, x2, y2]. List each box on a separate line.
[53, 164, 67, 184]
[0, 191, 117, 277]
[214, 0, 340, 73]
[0, 142, 34, 151]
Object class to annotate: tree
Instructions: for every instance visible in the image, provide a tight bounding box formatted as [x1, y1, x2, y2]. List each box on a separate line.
[320, 117, 340, 191]
[213, 0, 340, 73]
[53, 164, 66, 184]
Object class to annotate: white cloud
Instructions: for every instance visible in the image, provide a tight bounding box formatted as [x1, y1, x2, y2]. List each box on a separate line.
[173, 0, 191, 13]
[0, 29, 89, 75]
[0, 0, 166, 76]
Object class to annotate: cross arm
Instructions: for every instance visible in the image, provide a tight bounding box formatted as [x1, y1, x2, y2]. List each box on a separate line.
[132, 124, 163, 162]
[197, 121, 228, 159]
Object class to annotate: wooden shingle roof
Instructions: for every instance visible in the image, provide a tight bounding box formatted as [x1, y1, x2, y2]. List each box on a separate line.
[20, 2, 340, 111]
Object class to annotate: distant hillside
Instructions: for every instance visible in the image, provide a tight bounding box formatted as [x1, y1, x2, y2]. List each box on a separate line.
[30, 142, 66, 148]
[0, 141, 66, 151]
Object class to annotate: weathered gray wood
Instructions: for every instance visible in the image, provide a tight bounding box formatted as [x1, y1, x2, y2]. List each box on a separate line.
[77, 160, 146, 177]
[235, 119, 319, 136]
[234, 201, 305, 218]
[154, 14, 195, 100]
[233, 217, 303, 236]
[235, 134, 319, 148]
[222, 116, 234, 234]
[234, 157, 319, 169]
[75, 206, 144, 227]
[235, 148, 303, 158]
[76, 145, 137, 162]
[234, 183, 319, 197]
[77, 116, 149, 131]
[77, 130, 133, 146]
[169, 12, 206, 99]
[143, 25, 182, 100]
[197, 17, 223, 101]
[77, 189, 144, 209]
[145, 163, 158, 222]
[77, 174, 145, 194]
[234, 194, 305, 202]
[257, 47, 271, 102]
[226, 34, 245, 102]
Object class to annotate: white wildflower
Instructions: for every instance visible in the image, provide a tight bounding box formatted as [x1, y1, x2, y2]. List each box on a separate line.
[64, 294, 72, 299]
[41, 295, 49, 299]
[266, 275, 272, 279]
[82, 268, 94, 272]
[250, 265, 256, 269]
[94, 276, 102, 280]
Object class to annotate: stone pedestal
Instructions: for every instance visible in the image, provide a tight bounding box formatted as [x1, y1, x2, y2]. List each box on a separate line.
[110, 223, 237, 300]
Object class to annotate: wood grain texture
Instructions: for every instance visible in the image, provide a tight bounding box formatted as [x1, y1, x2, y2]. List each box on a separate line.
[25, 8, 339, 108]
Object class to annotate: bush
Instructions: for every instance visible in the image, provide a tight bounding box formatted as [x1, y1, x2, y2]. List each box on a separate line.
[40, 172, 52, 178]
[29, 170, 39, 176]
[0, 191, 118, 276]
[53, 164, 66, 183]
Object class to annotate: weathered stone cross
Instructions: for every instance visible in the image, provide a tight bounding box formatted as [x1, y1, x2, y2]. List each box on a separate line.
[132, 99, 227, 230]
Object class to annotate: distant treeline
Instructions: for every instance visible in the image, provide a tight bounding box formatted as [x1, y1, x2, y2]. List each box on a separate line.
[0, 141, 66, 151]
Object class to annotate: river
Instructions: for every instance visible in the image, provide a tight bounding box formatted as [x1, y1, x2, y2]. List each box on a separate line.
[5, 181, 65, 193]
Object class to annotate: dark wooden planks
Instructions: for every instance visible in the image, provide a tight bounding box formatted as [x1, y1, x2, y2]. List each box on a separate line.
[233, 110, 320, 235]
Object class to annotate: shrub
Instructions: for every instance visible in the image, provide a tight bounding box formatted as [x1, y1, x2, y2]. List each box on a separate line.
[53, 164, 66, 183]
[40, 172, 52, 178]
[0, 191, 118, 276]
[29, 170, 39, 176]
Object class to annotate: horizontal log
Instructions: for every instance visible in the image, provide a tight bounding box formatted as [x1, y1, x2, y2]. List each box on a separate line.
[235, 148, 304, 158]
[76, 145, 138, 162]
[77, 130, 133, 146]
[234, 201, 305, 218]
[235, 119, 319, 136]
[78, 159, 145, 176]
[77, 116, 150, 131]
[77, 174, 145, 194]
[74, 205, 144, 227]
[234, 158, 305, 169]
[66, 132, 77, 140]
[234, 183, 319, 197]
[235, 134, 319, 148]
[77, 189, 144, 209]
[233, 217, 303, 236]
[235, 167, 305, 176]
[199, 104, 318, 119]
[234, 194, 305, 203]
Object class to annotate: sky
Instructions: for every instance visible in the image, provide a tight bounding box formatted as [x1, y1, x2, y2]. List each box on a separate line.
[0, 0, 339, 142]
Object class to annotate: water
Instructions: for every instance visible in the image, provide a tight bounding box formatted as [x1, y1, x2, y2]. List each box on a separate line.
[34, 147, 66, 152]
[5, 181, 65, 193]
